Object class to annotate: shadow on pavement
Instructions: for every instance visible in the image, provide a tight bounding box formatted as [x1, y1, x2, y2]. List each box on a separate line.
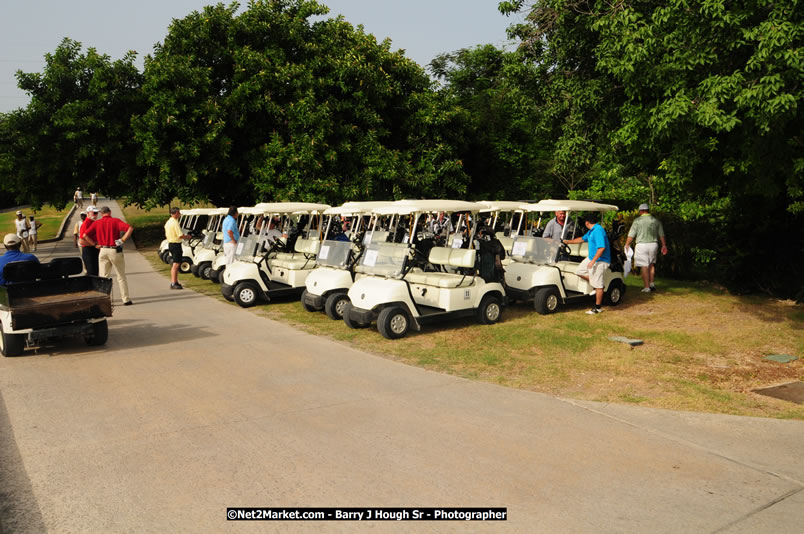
[0, 392, 47, 534]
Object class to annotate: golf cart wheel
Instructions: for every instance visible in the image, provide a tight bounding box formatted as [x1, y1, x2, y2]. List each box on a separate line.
[604, 279, 625, 306]
[179, 258, 193, 274]
[233, 282, 260, 308]
[190, 263, 200, 277]
[0, 323, 25, 357]
[210, 266, 223, 283]
[534, 287, 561, 315]
[300, 289, 319, 312]
[324, 292, 349, 321]
[377, 306, 410, 340]
[84, 320, 109, 346]
[198, 262, 212, 280]
[342, 301, 370, 329]
[477, 294, 502, 325]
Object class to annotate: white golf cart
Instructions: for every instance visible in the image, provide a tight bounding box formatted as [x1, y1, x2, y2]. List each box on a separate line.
[343, 200, 506, 339]
[300, 201, 393, 319]
[158, 208, 215, 273]
[478, 200, 530, 259]
[504, 199, 626, 314]
[190, 207, 229, 279]
[221, 202, 331, 307]
[207, 206, 263, 283]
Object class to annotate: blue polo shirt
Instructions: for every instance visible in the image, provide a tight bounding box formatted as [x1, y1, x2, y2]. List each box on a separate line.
[222, 215, 240, 244]
[582, 223, 611, 264]
[0, 250, 40, 286]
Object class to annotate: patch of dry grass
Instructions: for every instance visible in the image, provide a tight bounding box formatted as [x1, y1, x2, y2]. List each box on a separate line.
[142, 249, 804, 419]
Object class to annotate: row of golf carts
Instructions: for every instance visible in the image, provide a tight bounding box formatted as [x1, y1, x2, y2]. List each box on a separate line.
[164, 200, 626, 339]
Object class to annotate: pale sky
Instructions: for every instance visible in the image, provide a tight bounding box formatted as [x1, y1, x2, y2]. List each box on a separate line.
[0, 0, 519, 113]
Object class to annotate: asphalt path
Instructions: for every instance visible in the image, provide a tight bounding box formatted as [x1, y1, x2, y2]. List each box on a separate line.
[1, 201, 802, 533]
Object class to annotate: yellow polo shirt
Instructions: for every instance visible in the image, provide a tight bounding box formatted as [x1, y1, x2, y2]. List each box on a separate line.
[164, 217, 183, 243]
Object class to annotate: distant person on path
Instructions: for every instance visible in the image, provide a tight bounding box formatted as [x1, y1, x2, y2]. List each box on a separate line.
[222, 206, 240, 265]
[165, 207, 191, 290]
[73, 212, 87, 248]
[14, 210, 31, 253]
[90, 192, 98, 205]
[542, 210, 576, 241]
[84, 206, 134, 305]
[79, 206, 100, 276]
[624, 203, 668, 293]
[74, 188, 84, 208]
[564, 213, 611, 315]
[0, 234, 39, 286]
[28, 215, 42, 251]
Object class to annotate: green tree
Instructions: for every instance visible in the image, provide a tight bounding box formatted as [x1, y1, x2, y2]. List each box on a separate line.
[133, 0, 469, 207]
[0, 39, 144, 208]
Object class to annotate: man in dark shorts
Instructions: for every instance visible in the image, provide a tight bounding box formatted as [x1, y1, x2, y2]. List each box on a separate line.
[164, 207, 190, 289]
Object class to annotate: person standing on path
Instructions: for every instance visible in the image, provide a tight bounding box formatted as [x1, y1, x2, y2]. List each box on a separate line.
[79, 206, 100, 276]
[624, 203, 668, 293]
[14, 211, 31, 253]
[165, 207, 191, 290]
[222, 206, 240, 266]
[564, 213, 611, 315]
[83, 206, 134, 305]
[28, 215, 42, 251]
[73, 212, 86, 248]
[74, 188, 83, 208]
[90, 192, 98, 205]
[0, 234, 39, 286]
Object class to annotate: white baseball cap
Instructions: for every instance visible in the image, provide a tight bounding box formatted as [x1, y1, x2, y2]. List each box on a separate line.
[4, 233, 21, 246]
[86, 205, 100, 212]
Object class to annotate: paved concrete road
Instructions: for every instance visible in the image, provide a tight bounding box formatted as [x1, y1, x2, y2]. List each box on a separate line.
[1, 201, 802, 533]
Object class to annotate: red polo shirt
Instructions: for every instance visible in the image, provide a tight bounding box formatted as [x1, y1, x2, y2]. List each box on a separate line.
[79, 217, 94, 247]
[85, 214, 130, 246]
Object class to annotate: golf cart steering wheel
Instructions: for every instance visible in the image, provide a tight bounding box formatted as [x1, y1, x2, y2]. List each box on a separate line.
[559, 242, 571, 256]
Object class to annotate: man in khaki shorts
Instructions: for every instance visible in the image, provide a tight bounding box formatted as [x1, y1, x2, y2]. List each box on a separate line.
[564, 213, 611, 315]
[625, 203, 668, 293]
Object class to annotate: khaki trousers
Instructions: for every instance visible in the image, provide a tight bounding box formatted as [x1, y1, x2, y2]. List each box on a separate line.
[99, 248, 130, 303]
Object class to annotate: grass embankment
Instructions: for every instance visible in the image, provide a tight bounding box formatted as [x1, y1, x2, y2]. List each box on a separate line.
[1, 205, 72, 241]
[123, 203, 804, 419]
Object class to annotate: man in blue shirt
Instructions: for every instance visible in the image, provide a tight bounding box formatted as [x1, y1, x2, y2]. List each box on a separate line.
[222, 206, 240, 266]
[564, 213, 611, 314]
[0, 233, 39, 286]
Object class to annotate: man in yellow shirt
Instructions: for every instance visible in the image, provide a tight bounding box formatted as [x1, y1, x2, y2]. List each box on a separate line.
[165, 207, 190, 289]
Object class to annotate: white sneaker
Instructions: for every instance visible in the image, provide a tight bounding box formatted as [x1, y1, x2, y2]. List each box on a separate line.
[641, 287, 651, 293]
[586, 308, 603, 315]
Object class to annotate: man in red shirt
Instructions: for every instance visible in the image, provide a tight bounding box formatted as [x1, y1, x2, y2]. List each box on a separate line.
[78, 205, 100, 275]
[84, 206, 134, 305]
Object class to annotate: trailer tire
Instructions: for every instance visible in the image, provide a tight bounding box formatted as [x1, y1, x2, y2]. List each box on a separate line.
[324, 292, 349, 320]
[233, 282, 260, 308]
[198, 262, 212, 280]
[84, 320, 109, 346]
[377, 306, 410, 340]
[477, 294, 502, 325]
[534, 286, 560, 315]
[342, 301, 370, 329]
[0, 323, 25, 357]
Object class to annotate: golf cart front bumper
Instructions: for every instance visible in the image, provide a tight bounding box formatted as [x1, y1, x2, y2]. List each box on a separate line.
[505, 286, 532, 302]
[221, 283, 234, 300]
[302, 290, 324, 310]
[347, 306, 377, 325]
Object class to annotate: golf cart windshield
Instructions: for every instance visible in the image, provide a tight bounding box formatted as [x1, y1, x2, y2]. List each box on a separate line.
[317, 240, 352, 269]
[511, 236, 561, 264]
[358, 242, 408, 277]
[201, 232, 216, 247]
[235, 235, 259, 261]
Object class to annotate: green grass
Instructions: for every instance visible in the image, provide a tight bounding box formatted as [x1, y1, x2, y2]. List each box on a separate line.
[1, 205, 72, 241]
[139, 246, 804, 420]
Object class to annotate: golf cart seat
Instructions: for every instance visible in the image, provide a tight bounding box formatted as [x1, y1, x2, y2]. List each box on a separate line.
[269, 238, 320, 269]
[565, 242, 588, 258]
[497, 236, 514, 254]
[404, 247, 476, 288]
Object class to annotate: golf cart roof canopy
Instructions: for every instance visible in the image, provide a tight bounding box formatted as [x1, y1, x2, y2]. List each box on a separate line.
[478, 200, 531, 212]
[253, 202, 331, 214]
[324, 201, 394, 216]
[524, 199, 619, 213]
[182, 207, 222, 216]
[386, 199, 486, 214]
[237, 206, 268, 216]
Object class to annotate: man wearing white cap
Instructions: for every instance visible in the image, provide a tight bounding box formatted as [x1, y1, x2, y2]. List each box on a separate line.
[625, 203, 668, 292]
[0, 234, 39, 286]
[79, 206, 100, 275]
[14, 211, 31, 253]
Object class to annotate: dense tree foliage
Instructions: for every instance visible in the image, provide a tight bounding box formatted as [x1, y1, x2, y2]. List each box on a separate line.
[0, 39, 144, 208]
[132, 0, 468, 207]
